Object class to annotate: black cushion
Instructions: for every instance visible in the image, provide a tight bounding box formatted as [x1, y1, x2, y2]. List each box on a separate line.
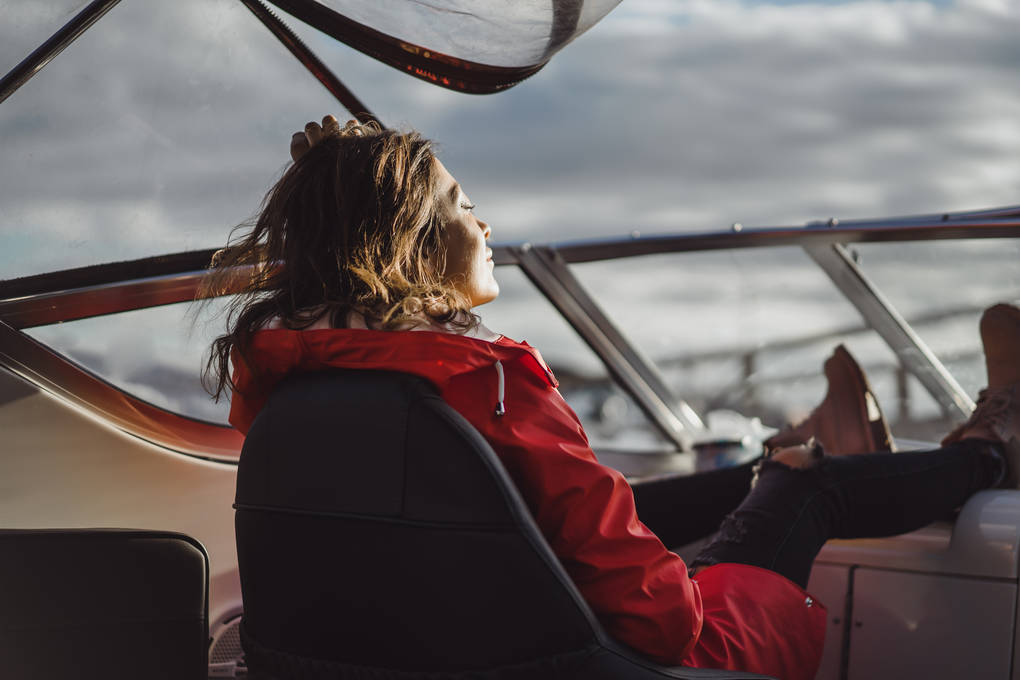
[0, 528, 209, 680]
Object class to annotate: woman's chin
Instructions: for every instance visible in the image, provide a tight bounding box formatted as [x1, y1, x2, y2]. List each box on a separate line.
[473, 285, 500, 308]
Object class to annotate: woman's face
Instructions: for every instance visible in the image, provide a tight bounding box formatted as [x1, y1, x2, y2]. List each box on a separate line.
[434, 159, 499, 307]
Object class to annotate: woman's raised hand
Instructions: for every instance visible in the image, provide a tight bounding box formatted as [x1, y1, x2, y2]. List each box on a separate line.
[290, 115, 342, 162]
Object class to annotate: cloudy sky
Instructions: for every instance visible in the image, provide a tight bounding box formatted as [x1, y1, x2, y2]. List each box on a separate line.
[2, 0, 1018, 278]
[3, 0, 1019, 432]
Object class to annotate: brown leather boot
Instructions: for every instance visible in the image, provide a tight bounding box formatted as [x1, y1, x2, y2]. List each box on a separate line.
[765, 344, 895, 455]
[942, 303, 1020, 448]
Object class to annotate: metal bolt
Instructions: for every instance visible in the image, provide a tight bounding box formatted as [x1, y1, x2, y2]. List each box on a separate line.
[805, 597, 813, 607]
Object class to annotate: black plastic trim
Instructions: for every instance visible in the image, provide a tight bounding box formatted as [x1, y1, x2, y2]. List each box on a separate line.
[0, 249, 219, 301]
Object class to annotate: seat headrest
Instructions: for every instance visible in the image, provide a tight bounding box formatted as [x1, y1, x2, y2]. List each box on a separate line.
[237, 369, 514, 524]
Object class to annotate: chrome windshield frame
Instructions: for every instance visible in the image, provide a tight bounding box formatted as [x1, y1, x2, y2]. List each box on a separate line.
[2, 214, 1017, 460]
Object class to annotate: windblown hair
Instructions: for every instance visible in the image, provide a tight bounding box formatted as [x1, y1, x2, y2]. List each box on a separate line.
[202, 120, 476, 400]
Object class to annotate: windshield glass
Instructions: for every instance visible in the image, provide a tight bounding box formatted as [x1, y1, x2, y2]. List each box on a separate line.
[573, 247, 959, 444]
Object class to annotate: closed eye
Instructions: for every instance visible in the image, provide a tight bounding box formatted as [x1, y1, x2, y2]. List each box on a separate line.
[460, 201, 476, 212]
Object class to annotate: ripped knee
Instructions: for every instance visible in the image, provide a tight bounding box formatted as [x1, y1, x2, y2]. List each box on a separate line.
[769, 443, 823, 470]
[750, 440, 826, 489]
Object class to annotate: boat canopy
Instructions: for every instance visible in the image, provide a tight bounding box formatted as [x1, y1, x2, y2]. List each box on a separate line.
[265, 0, 623, 92]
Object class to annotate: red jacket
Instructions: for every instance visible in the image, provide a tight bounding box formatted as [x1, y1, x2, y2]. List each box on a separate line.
[229, 328, 826, 679]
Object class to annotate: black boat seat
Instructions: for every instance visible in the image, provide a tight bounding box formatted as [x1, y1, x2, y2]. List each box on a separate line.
[0, 528, 209, 680]
[235, 369, 775, 679]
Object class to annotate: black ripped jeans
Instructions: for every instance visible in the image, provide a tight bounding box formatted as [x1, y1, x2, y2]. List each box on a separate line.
[632, 439, 1004, 589]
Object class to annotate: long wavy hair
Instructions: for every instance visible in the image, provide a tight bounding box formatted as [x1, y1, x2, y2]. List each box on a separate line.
[202, 121, 477, 400]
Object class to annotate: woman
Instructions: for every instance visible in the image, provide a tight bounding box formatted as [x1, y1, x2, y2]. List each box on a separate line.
[205, 117, 1018, 680]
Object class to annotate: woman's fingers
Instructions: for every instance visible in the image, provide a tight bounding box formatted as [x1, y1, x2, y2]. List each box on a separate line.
[321, 114, 340, 135]
[290, 131, 311, 162]
[304, 120, 324, 146]
[291, 116, 342, 162]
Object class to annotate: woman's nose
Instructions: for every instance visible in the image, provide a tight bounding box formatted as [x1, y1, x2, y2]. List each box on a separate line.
[479, 219, 491, 239]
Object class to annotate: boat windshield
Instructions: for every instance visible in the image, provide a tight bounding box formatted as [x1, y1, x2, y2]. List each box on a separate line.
[1, 0, 1018, 467]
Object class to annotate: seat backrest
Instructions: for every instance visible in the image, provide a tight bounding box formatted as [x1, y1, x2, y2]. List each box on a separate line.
[0, 528, 209, 680]
[236, 369, 777, 680]
[234, 369, 603, 674]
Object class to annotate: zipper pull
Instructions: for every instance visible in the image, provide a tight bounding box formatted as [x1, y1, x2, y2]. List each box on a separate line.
[494, 360, 506, 416]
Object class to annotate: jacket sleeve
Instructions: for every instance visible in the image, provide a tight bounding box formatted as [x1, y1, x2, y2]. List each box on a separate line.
[444, 362, 704, 664]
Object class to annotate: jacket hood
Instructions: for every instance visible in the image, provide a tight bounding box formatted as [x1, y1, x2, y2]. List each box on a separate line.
[228, 327, 557, 434]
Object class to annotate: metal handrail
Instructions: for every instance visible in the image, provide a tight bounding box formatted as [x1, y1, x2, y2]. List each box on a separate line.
[552, 216, 1020, 263]
[4, 218, 1018, 323]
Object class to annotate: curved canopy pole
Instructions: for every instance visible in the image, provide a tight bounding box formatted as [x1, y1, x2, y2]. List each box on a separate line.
[0, 0, 123, 105]
[238, 0, 383, 127]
